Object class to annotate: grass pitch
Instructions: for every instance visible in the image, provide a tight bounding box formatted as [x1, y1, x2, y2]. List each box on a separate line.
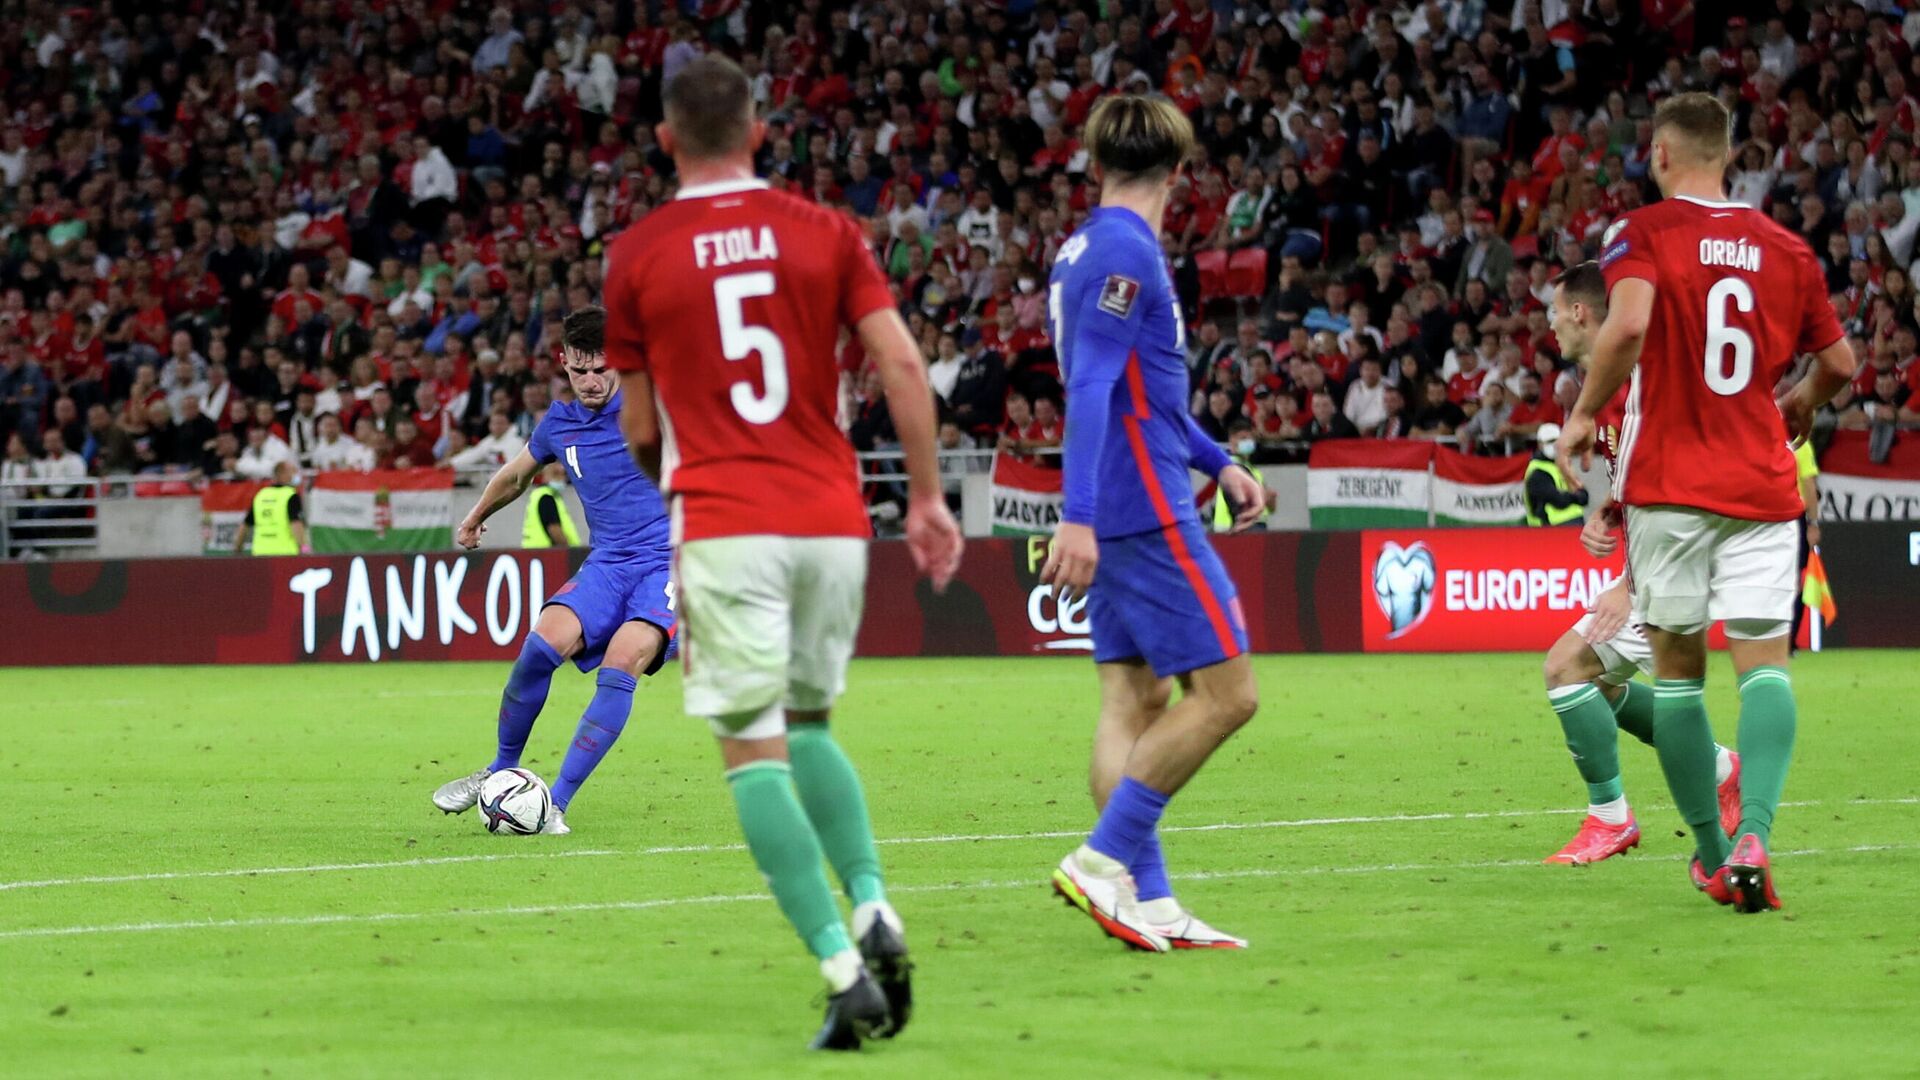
[4, 652, 1917, 1078]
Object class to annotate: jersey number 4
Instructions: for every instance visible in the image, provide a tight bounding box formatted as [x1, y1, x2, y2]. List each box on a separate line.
[714, 272, 789, 425]
[1703, 278, 1755, 396]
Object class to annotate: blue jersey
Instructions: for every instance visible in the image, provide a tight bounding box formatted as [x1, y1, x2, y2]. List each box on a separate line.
[527, 390, 670, 563]
[1048, 207, 1231, 539]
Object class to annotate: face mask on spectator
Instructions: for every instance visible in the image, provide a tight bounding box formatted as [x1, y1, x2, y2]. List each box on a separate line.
[1017, 277, 1037, 293]
[1235, 438, 1256, 457]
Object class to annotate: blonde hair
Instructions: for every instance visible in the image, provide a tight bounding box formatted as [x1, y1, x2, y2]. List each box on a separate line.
[1652, 92, 1732, 164]
[1085, 95, 1195, 185]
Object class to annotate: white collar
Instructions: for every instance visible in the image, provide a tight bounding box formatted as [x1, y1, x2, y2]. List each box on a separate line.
[674, 178, 769, 201]
[1673, 194, 1748, 210]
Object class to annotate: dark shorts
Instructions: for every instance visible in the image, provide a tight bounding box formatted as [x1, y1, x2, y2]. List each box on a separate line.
[545, 554, 679, 675]
[1087, 521, 1248, 678]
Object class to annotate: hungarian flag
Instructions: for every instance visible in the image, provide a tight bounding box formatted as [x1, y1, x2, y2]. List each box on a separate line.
[201, 480, 266, 555]
[1802, 547, 1837, 626]
[308, 470, 455, 552]
[1308, 440, 1533, 527]
[989, 452, 1063, 536]
[1306, 439, 1430, 527]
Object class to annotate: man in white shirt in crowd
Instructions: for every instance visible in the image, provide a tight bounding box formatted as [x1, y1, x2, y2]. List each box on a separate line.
[448, 409, 526, 472]
[309, 412, 375, 471]
[1343, 355, 1390, 435]
[926, 332, 964, 407]
[234, 422, 294, 480]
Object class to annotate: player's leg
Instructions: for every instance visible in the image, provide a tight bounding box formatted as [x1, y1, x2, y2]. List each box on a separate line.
[431, 601, 582, 813]
[546, 620, 665, 820]
[1711, 517, 1802, 912]
[781, 538, 916, 1034]
[1087, 661, 1176, 918]
[1541, 626, 1640, 864]
[1629, 507, 1734, 881]
[681, 536, 887, 1049]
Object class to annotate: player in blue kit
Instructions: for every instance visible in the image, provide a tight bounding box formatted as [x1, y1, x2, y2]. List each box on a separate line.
[431, 307, 675, 834]
[1042, 96, 1267, 952]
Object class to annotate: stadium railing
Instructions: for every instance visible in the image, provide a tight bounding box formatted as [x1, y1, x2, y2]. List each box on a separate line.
[0, 475, 105, 558]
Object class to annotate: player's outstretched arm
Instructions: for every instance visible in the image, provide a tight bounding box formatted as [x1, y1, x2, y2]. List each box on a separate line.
[859, 307, 963, 590]
[1562, 278, 1653, 473]
[458, 449, 540, 549]
[615, 370, 663, 483]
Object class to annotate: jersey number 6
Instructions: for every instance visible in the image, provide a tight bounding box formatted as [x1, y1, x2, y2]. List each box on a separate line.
[714, 271, 789, 425]
[1703, 277, 1755, 396]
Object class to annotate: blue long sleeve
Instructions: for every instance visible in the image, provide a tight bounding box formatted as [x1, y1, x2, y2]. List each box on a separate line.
[1063, 346, 1122, 525]
[1185, 415, 1231, 477]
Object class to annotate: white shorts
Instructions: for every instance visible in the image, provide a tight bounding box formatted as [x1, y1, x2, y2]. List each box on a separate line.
[1572, 612, 1652, 685]
[677, 535, 867, 738]
[1626, 506, 1797, 635]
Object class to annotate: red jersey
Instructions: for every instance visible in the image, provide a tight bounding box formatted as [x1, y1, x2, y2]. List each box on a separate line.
[603, 179, 896, 542]
[1601, 196, 1845, 522]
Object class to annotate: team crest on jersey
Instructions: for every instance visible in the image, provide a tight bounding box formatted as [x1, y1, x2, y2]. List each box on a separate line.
[1098, 274, 1140, 317]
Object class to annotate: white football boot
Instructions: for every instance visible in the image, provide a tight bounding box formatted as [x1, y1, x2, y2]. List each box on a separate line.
[1142, 907, 1249, 950]
[1050, 847, 1170, 953]
[539, 807, 570, 835]
[432, 768, 490, 813]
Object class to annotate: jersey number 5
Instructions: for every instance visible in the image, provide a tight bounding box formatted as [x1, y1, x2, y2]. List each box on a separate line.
[1703, 278, 1755, 395]
[714, 272, 789, 425]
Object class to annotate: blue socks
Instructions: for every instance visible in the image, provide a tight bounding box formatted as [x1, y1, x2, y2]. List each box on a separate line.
[490, 635, 565, 772]
[1087, 777, 1172, 868]
[1129, 829, 1173, 902]
[550, 668, 637, 811]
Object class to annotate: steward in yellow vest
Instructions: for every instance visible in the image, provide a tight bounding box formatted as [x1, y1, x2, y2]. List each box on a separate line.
[1524, 422, 1588, 526]
[522, 464, 581, 548]
[235, 461, 306, 555]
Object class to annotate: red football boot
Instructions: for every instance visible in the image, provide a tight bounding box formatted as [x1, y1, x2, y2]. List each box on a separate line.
[1724, 833, 1782, 913]
[1544, 814, 1641, 865]
[1689, 856, 1735, 906]
[1717, 752, 1743, 838]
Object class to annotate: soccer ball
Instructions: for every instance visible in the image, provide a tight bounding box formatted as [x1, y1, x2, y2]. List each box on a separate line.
[477, 768, 551, 835]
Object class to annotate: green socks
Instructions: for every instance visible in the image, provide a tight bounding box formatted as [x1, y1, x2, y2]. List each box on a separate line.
[788, 723, 888, 907]
[1609, 680, 1657, 746]
[725, 760, 853, 961]
[1735, 666, 1797, 846]
[1653, 678, 1731, 868]
[1549, 683, 1625, 805]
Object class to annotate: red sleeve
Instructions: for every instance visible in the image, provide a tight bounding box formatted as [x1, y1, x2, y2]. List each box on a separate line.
[837, 214, 897, 327]
[1599, 214, 1659, 291]
[602, 238, 649, 374]
[1796, 243, 1846, 354]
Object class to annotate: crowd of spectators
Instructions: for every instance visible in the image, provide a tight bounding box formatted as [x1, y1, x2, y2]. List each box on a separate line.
[1, 0, 1919, 518]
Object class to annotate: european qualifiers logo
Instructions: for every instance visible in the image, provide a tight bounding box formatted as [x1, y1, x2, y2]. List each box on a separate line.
[1372, 540, 1436, 639]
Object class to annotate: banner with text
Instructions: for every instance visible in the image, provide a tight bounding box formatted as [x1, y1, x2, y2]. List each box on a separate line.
[989, 452, 1064, 536]
[1309, 441, 1530, 527]
[308, 470, 455, 552]
[1818, 431, 1920, 521]
[200, 480, 265, 555]
[1361, 526, 1627, 652]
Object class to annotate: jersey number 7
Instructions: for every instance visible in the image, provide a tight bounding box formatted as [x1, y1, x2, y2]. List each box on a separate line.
[714, 272, 789, 425]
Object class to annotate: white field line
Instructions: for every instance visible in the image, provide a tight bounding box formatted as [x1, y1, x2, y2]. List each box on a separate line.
[2, 842, 1914, 942]
[4, 797, 1915, 895]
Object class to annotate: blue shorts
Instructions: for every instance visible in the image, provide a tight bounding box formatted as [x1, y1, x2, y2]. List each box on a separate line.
[545, 554, 679, 675]
[1087, 521, 1248, 678]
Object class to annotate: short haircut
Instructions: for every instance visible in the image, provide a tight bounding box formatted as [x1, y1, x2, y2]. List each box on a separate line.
[1084, 94, 1194, 184]
[664, 55, 753, 159]
[1652, 92, 1731, 163]
[1552, 261, 1607, 312]
[562, 305, 606, 356]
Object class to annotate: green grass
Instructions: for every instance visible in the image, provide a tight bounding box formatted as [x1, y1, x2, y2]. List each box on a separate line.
[3, 653, 1917, 1078]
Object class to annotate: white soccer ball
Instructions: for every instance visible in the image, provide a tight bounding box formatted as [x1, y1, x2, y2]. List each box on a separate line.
[477, 768, 551, 835]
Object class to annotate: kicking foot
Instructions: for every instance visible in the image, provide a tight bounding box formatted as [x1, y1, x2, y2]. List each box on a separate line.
[1544, 814, 1641, 865]
[1050, 848, 1170, 953]
[1717, 752, 1743, 838]
[432, 768, 490, 814]
[809, 967, 893, 1051]
[852, 902, 912, 1038]
[1143, 908, 1248, 950]
[539, 807, 570, 835]
[1724, 833, 1782, 913]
